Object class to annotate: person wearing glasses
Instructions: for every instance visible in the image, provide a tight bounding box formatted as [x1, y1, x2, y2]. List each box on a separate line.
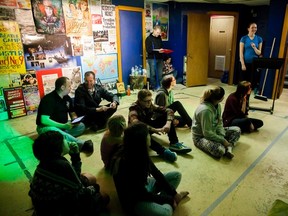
[128, 89, 192, 163]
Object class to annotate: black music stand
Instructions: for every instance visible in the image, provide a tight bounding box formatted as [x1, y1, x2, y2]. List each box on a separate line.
[249, 58, 284, 114]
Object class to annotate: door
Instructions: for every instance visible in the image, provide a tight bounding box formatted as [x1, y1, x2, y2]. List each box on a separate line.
[209, 16, 234, 78]
[116, 6, 145, 86]
[186, 13, 210, 87]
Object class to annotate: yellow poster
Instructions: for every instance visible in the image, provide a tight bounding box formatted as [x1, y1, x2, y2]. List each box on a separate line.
[0, 21, 26, 74]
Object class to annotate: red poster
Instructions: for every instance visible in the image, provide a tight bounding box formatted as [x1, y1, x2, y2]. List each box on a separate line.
[36, 68, 62, 98]
[3, 87, 27, 119]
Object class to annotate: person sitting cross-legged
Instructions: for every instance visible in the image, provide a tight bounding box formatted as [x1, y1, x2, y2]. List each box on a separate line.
[29, 131, 109, 216]
[74, 71, 119, 132]
[36, 76, 94, 156]
[155, 75, 192, 128]
[100, 115, 126, 170]
[111, 122, 189, 216]
[222, 80, 263, 133]
[128, 89, 192, 162]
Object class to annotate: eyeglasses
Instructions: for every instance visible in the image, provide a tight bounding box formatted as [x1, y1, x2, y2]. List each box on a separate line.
[141, 99, 152, 103]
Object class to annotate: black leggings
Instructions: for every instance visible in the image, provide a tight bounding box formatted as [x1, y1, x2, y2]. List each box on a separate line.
[230, 117, 263, 133]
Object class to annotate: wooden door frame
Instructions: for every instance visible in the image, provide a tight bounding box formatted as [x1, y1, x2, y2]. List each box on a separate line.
[208, 11, 239, 85]
[277, 4, 288, 97]
[115, 6, 146, 82]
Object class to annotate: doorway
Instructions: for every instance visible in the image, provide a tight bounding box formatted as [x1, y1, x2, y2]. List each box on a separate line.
[208, 15, 234, 79]
[186, 11, 238, 87]
[116, 6, 145, 85]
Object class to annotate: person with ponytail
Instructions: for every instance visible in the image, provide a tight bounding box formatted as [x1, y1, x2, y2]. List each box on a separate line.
[192, 86, 241, 159]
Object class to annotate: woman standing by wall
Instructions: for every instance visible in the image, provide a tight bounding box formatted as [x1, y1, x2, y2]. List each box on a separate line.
[239, 22, 263, 91]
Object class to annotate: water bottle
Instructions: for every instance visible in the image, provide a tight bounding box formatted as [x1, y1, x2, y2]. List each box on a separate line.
[126, 85, 131, 96]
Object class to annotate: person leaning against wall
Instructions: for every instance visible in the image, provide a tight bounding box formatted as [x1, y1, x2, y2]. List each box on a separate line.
[145, 25, 164, 90]
[74, 71, 119, 132]
[36, 76, 94, 157]
[239, 22, 263, 93]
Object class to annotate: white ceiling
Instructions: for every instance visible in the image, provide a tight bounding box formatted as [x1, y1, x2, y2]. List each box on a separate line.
[151, 0, 270, 6]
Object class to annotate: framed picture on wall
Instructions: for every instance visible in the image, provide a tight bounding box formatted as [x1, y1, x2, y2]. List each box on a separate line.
[152, 3, 169, 41]
[36, 68, 62, 98]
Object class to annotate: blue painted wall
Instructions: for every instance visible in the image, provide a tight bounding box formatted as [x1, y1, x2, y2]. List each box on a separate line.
[113, 0, 287, 97]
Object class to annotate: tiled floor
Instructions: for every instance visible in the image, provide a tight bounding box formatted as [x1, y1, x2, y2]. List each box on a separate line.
[1, 78, 288, 216]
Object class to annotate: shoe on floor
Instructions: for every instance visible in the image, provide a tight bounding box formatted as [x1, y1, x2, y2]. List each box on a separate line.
[224, 151, 234, 159]
[81, 140, 94, 156]
[169, 142, 192, 154]
[161, 149, 177, 162]
[90, 124, 99, 132]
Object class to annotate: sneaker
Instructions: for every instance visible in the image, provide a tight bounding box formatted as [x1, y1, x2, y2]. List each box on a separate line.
[225, 146, 234, 159]
[169, 142, 192, 154]
[161, 149, 177, 162]
[81, 140, 94, 156]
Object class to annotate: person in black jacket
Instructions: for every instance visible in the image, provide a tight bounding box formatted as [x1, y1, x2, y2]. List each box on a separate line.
[145, 25, 164, 90]
[74, 71, 119, 131]
[111, 122, 189, 216]
[29, 131, 109, 216]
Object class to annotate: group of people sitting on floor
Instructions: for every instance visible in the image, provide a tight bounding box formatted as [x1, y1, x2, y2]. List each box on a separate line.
[29, 71, 263, 216]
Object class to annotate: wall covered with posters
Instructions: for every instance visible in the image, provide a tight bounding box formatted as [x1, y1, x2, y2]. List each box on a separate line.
[0, 0, 120, 120]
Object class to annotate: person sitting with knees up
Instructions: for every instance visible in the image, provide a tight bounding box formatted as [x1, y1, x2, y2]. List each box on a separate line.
[222, 80, 263, 133]
[29, 131, 109, 216]
[162, 55, 178, 79]
[192, 86, 241, 159]
[36, 76, 94, 157]
[100, 115, 126, 170]
[155, 75, 192, 128]
[111, 122, 189, 216]
[128, 89, 192, 163]
[74, 71, 119, 132]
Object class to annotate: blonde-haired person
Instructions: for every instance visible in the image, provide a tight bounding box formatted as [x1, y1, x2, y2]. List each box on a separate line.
[222, 81, 263, 133]
[100, 115, 126, 170]
[192, 86, 241, 159]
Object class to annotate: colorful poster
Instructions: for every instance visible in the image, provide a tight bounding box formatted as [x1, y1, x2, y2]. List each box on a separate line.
[81, 53, 118, 82]
[0, 0, 17, 8]
[31, 0, 66, 34]
[101, 4, 115, 30]
[152, 3, 169, 41]
[22, 34, 77, 70]
[0, 87, 8, 121]
[62, 66, 82, 98]
[15, 9, 36, 34]
[0, 7, 16, 20]
[17, 0, 31, 9]
[3, 87, 27, 119]
[21, 69, 38, 86]
[22, 85, 40, 115]
[71, 36, 83, 56]
[36, 68, 62, 98]
[62, 0, 92, 36]
[0, 21, 26, 74]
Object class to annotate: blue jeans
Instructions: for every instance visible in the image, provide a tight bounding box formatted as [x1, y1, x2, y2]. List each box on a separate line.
[36, 123, 86, 149]
[134, 171, 182, 216]
[148, 58, 163, 90]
